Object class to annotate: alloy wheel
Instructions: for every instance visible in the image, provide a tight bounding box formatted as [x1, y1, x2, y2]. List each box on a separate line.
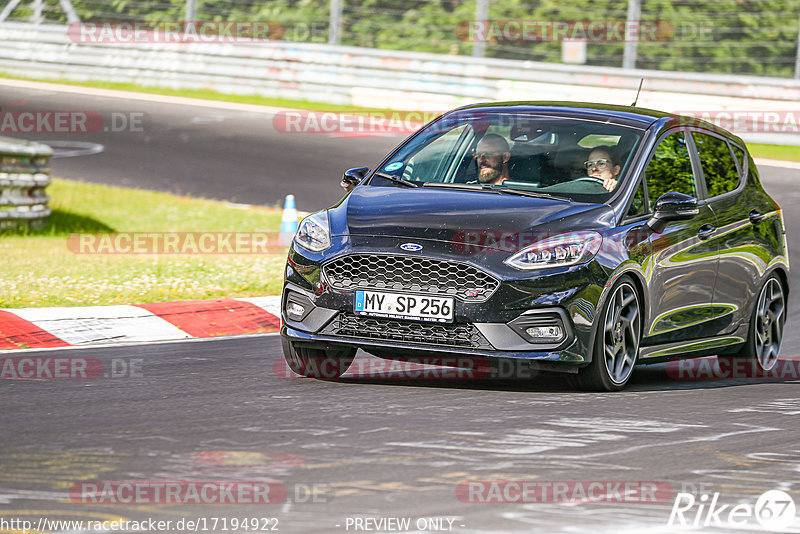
[602, 282, 641, 384]
[754, 277, 785, 371]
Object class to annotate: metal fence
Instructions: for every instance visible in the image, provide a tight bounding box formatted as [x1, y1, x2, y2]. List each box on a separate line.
[0, 134, 52, 228]
[1, 22, 799, 102]
[1, 0, 799, 79]
[2, 22, 800, 145]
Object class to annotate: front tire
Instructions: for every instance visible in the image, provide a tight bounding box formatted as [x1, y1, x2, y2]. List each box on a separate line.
[718, 274, 786, 375]
[282, 338, 356, 378]
[573, 276, 642, 391]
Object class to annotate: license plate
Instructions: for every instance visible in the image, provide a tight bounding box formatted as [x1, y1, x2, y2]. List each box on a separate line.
[354, 290, 454, 323]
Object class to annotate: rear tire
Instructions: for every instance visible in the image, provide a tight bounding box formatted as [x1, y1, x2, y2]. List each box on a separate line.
[718, 274, 785, 376]
[573, 276, 642, 391]
[282, 338, 356, 378]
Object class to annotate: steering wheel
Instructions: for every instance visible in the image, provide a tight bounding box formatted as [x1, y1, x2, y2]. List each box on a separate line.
[573, 176, 605, 184]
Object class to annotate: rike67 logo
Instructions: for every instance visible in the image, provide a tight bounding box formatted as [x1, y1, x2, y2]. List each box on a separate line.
[669, 490, 796, 531]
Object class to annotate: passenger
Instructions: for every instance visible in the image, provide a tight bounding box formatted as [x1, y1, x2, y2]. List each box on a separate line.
[585, 146, 621, 192]
[473, 134, 511, 185]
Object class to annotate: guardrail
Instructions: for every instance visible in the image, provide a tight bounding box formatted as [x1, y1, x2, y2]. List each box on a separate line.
[1, 22, 800, 145]
[0, 134, 53, 228]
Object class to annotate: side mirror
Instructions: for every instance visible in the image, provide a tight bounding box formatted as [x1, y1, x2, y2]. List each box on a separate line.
[341, 167, 369, 191]
[646, 192, 699, 233]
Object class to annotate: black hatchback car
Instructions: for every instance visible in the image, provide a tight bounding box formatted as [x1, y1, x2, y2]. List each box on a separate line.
[280, 102, 789, 391]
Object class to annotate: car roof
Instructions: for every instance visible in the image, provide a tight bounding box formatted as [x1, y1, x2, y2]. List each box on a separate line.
[450, 101, 742, 143]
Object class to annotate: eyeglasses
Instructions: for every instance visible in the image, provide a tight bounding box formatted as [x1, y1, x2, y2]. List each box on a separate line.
[584, 159, 611, 170]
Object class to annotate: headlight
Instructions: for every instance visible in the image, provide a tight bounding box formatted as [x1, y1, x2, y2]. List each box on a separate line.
[504, 231, 602, 270]
[295, 211, 331, 252]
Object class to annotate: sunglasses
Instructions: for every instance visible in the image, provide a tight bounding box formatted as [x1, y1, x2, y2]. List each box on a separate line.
[475, 151, 503, 160]
[584, 159, 611, 170]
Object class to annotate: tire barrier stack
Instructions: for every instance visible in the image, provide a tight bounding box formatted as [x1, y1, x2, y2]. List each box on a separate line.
[0, 135, 53, 229]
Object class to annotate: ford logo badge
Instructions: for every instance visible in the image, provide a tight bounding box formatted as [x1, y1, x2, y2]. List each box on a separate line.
[400, 243, 423, 252]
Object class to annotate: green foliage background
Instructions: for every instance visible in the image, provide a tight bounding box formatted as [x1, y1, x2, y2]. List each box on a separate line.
[644, 131, 696, 209]
[17, 0, 800, 77]
[691, 132, 741, 197]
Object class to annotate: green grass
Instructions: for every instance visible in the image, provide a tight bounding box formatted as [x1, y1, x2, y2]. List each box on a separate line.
[0, 179, 288, 308]
[748, 143, 800, 163]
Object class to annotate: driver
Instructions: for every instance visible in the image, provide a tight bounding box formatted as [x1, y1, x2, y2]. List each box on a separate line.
[585, 146, 621, 192]
[472, 134, 511, 185]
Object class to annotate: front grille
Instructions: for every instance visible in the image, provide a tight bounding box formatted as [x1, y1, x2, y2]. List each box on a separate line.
[323, 314, 493, 350]
[322, 254, 499, 302]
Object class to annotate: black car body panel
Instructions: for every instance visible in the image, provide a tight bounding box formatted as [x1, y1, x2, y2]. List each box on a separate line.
[336, 187, 607, 241]
[280, 102, 789, 384]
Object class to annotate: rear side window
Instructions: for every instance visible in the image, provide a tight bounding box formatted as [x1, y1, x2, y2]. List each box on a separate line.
[645, 132, 696, 210]
[747, 153, 761, 185]
[692, 132, 740, 197]
[732, 144, 745, 172]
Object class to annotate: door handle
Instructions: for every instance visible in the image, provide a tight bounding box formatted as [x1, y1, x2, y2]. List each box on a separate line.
[697, 224, 715, 240]
[749, 209, 764, 225]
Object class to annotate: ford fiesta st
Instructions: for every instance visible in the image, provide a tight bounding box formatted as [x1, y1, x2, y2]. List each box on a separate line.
[280, 102, 789, 391]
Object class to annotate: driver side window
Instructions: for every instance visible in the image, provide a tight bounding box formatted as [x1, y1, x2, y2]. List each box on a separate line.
[645, 132, 696, 210]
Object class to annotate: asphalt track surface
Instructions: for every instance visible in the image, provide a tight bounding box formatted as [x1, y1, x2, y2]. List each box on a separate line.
[2, 83, 800, 533]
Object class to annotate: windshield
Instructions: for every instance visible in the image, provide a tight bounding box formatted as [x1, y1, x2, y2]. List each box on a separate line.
[369, 109, 645, 203]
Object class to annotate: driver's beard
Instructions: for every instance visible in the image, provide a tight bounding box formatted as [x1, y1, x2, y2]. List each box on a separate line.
[478, 164, 502, 184]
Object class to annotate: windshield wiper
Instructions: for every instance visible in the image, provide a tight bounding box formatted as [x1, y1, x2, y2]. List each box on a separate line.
[371, 172, 422, 188]
[489, 187, 572, 202]
[421, 183, 487, 191]
[421, 182, 571, 202]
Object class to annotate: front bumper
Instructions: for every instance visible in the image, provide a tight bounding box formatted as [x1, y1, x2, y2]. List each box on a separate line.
[282, 323, 583, 364]
[281, 239, 608, 365]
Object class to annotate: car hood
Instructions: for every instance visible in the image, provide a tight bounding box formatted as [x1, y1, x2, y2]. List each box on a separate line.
[329, 186, 612, 242]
